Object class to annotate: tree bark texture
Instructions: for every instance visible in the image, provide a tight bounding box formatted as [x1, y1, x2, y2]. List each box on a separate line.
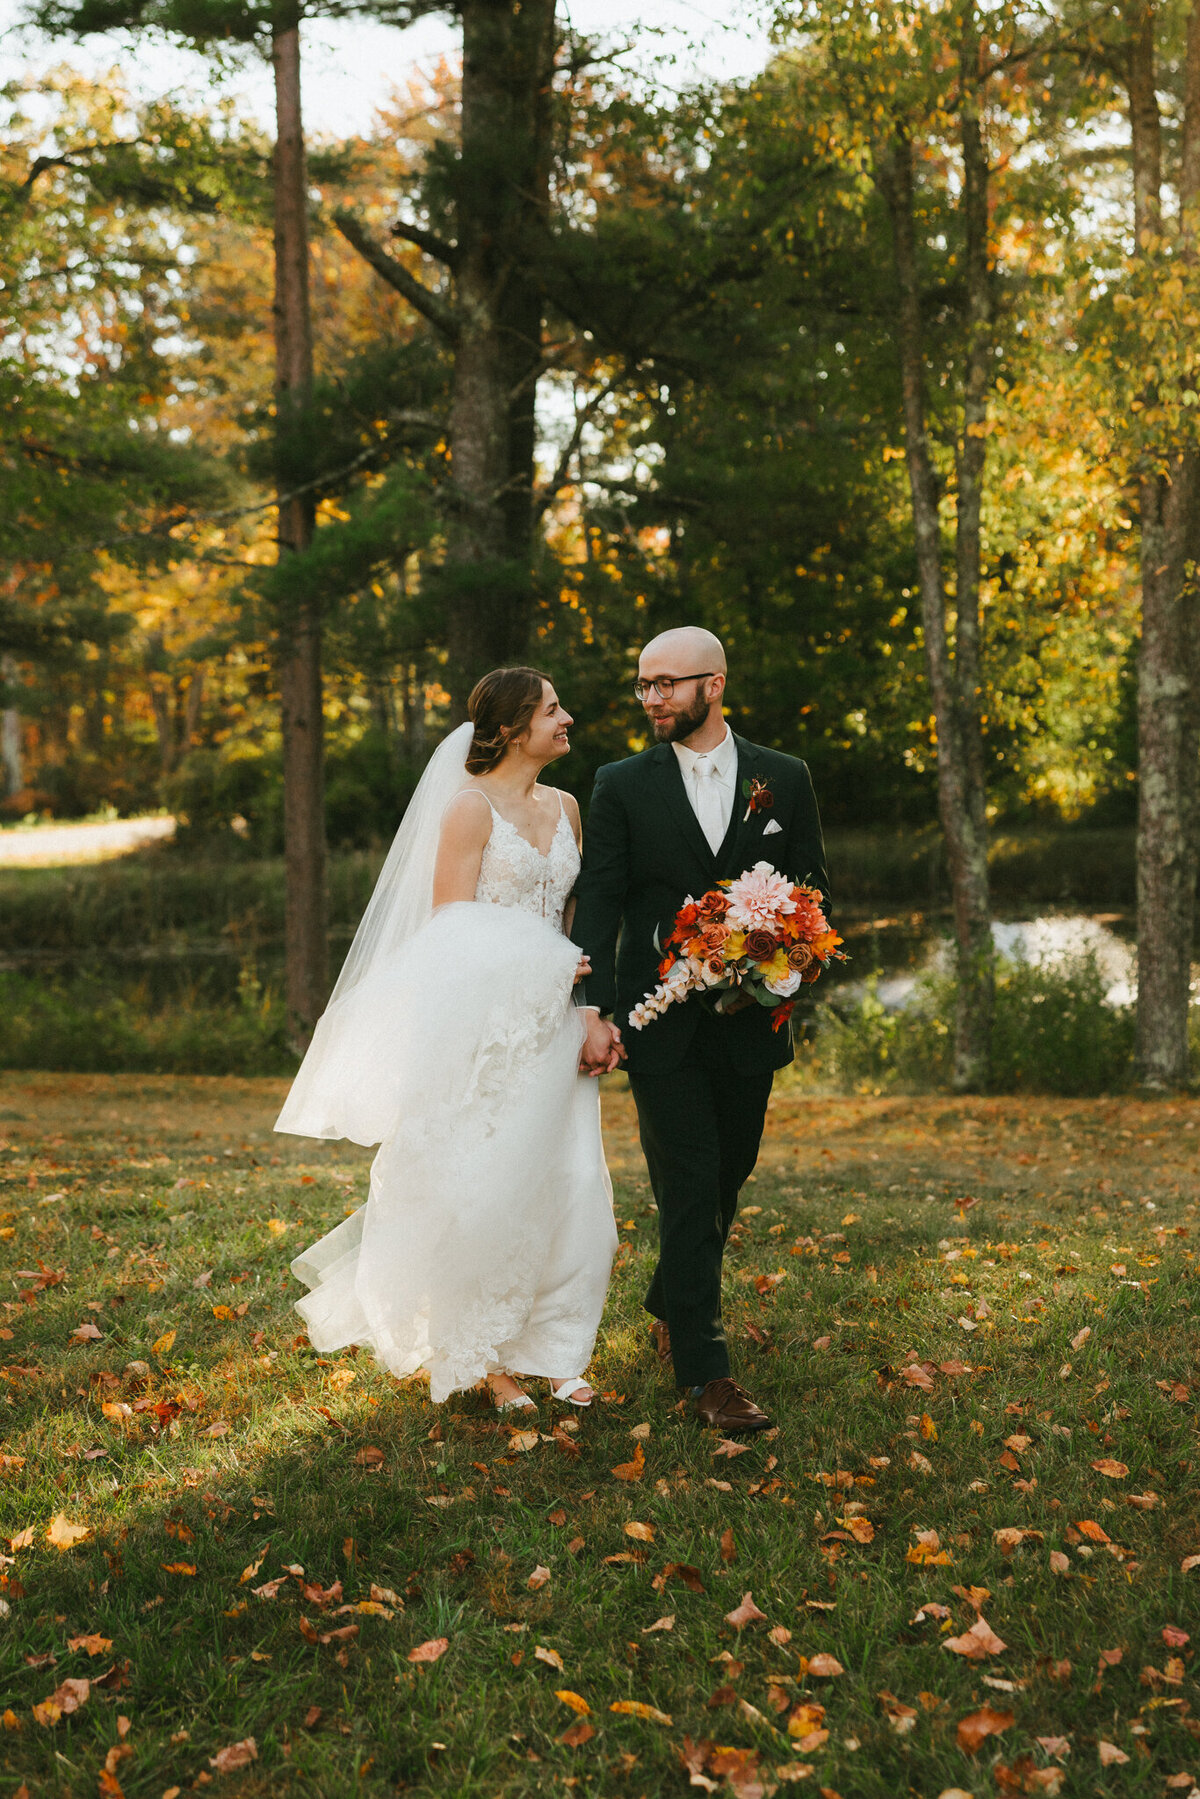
[1127, 0, 1200, 1088]
[442, 0, 557, 713]
[1, 654, 22, 798]
[272, 13, 328, 1042]
[878, 120, 993, 1092]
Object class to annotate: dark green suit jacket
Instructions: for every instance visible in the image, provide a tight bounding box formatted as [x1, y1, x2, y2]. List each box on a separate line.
[570, 735, 831, 1076]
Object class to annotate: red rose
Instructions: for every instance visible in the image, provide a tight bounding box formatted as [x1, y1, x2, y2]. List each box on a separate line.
[744, 928, 777, 962]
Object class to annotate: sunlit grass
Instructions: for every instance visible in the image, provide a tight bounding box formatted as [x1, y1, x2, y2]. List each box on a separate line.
[1, 1075, 1198, 1796]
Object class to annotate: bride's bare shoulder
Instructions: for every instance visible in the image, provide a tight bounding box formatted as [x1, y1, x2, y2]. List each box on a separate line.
[440, 785, 493, 841]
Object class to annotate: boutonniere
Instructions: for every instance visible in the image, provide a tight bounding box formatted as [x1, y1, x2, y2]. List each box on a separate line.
[741, 776, 774, 823]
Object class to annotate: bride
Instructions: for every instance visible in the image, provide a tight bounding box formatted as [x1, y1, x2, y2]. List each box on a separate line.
[275, 667, 619, 1411]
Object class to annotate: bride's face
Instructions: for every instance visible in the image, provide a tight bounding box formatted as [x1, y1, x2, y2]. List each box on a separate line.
[517, 682, 573, 765]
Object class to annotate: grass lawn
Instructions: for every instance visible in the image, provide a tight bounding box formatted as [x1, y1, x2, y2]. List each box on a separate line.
[1, 1072, 1198, 1799]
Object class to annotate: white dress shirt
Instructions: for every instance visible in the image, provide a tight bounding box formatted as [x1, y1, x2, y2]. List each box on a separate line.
[673, 725, 736, 855]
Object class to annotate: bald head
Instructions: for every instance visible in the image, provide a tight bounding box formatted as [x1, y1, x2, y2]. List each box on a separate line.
[637, 625, 729, 749]
[639, 626, 727, 676]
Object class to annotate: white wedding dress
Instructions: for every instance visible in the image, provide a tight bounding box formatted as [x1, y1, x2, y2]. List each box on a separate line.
[279, 787, 617, 1403]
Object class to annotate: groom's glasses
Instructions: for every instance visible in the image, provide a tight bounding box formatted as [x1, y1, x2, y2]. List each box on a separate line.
[633, 672, 715, 702]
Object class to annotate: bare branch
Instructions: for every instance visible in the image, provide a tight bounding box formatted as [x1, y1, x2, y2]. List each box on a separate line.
[334, 209, 459, 341]
[389, 217, 459, 268]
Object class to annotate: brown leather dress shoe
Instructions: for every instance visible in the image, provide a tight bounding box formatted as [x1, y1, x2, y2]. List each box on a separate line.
[649, 1319, 672, 1366]
[691, 1377, 772, 1434]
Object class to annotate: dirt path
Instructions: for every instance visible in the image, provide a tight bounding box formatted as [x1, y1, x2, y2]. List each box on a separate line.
[0, 814, 175, 867]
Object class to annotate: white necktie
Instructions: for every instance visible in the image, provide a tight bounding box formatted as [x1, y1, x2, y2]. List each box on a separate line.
[692, 755, 724, 855]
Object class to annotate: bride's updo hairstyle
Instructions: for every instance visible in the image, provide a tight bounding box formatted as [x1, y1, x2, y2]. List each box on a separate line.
[466, 666, 551, 774]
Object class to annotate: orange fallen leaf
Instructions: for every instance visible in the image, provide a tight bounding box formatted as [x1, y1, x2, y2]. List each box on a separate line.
[624, 1522, 655, 1543]
[609, 1700, 673, 1725]
[560, 1720, 595, 1747]
[1050, 1550, 1070, 1574]
[943, 1617, 1006, 1660]
[956, 1703, 1014, 1752]
[1098, 1741, 1129, 1766]
[527, 1565, 551, 1591]
[1162, 1625, 1190, 1648]
[1070, 1326, 1091, 1351]
[1091, 1458, 1129, 1479]
[1075, 1519, 1110, 1543]
[768, 1625, 793, 1646]
[69, 1323, 102, 1343]
[46, 1515, 91, 1551]
[209, 1739, 257, 1773]
[101, 1401, 132, 1422]
[508, 1429, 539, 1454]
[407, 1637, 449, 1664]
[151, 1331, 176, 1357]
[160, 1563, 197, 1577]
[724, 1592, 768, 1630]
[805, 1653, 845, 1678]
[878, 1690, 917, 1735]
[655, 1562, 704, 1593]
[612, 1444, 645, 1483]
[642, 1615, 675, 1634]
[555, 1690, 591, 1715]
[535, 1645, 564, 1671]
[67, 1635, 111, 1657]
[720, 1528, 737, 1562]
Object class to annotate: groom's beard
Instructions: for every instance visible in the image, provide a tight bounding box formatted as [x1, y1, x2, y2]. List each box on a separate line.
[648, 692, 710, 744]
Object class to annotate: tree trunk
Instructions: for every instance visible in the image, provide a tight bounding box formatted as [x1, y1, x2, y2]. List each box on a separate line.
[272, 10, 328, 1042]
[443, 0, 557, 714]
[878, 120, 993, 1092]
[1128, 0, 1200, 1088]
[1, 654, 22, 798]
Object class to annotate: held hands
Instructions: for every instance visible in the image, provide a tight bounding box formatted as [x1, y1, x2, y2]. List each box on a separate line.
[579, 1009, 626, 1077]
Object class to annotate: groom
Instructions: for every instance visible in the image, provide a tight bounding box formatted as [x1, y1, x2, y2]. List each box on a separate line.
[571, 627, 831, 1434]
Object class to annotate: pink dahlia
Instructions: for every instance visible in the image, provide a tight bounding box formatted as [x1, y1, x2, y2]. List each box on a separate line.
[725, 861, 797, 932]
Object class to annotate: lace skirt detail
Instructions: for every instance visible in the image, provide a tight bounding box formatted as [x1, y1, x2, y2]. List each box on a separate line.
[288, 904, 617, 1401]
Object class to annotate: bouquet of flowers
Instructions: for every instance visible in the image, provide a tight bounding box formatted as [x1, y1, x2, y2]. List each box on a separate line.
[629, 861, 844, 1035]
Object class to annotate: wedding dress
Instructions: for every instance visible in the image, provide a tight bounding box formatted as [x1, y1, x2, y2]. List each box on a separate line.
[275, 733, 617, 1403]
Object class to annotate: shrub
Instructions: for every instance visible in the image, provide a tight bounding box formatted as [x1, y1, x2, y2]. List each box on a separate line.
[799, 950, 1145, 1096]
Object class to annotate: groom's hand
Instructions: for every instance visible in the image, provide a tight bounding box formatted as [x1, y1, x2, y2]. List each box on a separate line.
[579, 1009, 626, 1076]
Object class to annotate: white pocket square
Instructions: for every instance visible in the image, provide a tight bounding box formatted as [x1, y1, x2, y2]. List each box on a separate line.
[762, 818, 782, 835]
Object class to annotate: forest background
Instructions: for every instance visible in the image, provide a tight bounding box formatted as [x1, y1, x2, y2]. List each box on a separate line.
[3, 0, 1200, 1094]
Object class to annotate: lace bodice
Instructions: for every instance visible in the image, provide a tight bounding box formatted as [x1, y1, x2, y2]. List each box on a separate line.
[474, 794, 580, 929]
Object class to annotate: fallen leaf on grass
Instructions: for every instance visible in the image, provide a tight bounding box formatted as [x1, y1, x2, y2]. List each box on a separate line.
[202, 1421, 230, 1438]
[101, 1401, 132, 1422]
[1070, 1326, 1091, 1351]
[527, 1565, 551, 1591]
[713, 1438, 752, 1459]
[67, 1635, 111, 1656]
[624, 1522, 655, 1543]
[535, 1646, 564, 1671]
[803, 1653, 845, 1678]
[354, 1446, 385, 1468]
[878, 1690, 918, 1734]
[1049, 1551, 1070, 1574]
[46, 1515, 91, 1551]
[160, 1562, 196, 1577]
[654, 1563, 704, 1594]
[907, 1450, 933, 1475]
[956, 1703, 1014, 1752]
[508, 1429, 539, 1454]
[1075, 1519, 1110, 1543]
[943, 1617, 1006, 1660]
[1182, 1553, 1200, 1573]
[69, 1322, 102, 1343]
[911, 1603, 952, 1624]
[1097, 1742, 1129, 1766]
[1091, 1458, 1128, 1479]
[151, 1331, 176, 1357]
[32, 1679, 90, 1727]
[612, 1444, 645, 1482]
[724, 1592, 767, 1630]
[768, 1626, 793, 1646]
[642, 1615, 675, 1634]
[1125, 1491, 1158, 1510]
[407, 1638, 449, 1664]
[555, 1690, 590, 1715]
[1162, 1625, 1190, 1647]
[209, 1739, 257, 1772]
[560, 1720, 594, 1747]
[609, 1700, 673, 1725]
[994, 1527, 1044, 1554]
[720, 1528, 736, 1562]
[843, 1516, 875, 1544]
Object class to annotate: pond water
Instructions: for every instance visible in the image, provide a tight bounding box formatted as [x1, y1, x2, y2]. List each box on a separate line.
[837, 912, 1148, 1013]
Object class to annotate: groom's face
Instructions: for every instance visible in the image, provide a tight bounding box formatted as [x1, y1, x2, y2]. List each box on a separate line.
[639, 670, 715, 744]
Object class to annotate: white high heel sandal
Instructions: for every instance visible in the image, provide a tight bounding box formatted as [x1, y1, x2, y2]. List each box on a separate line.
[549, 1377, 593, 1409]
[487, 1373, 536, 1413]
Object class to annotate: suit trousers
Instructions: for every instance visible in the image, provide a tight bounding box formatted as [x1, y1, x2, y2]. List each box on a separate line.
[628, 1008, 775, 1388]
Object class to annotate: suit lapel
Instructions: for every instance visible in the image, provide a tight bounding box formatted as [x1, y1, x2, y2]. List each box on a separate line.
[651, 743, 718, 878]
